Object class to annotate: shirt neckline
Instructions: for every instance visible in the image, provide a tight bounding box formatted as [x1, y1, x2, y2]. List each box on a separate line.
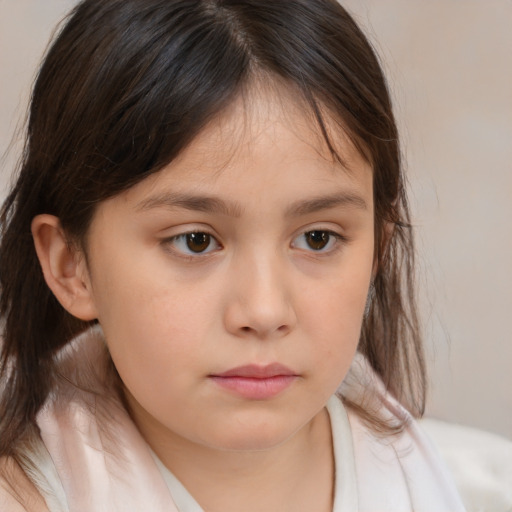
[152, 395, 358, 512]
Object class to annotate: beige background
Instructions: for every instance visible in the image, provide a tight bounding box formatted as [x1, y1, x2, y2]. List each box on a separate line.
[1, 1, 511, 439]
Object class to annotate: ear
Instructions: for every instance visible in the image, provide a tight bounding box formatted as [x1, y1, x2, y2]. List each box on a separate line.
[31, 214, 98, 321]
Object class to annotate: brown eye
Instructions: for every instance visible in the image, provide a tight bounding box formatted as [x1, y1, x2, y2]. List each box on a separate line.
[185, 232, 211, 253]
[305, 230, 330, 250]
[166, 231, 220, 257]
[292, 229, 343, 253]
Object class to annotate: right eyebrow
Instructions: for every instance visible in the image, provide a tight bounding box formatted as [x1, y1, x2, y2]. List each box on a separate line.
[135, 192, 243, 217]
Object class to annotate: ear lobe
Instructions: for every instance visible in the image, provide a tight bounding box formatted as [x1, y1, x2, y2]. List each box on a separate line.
[31, 214, 98, 321]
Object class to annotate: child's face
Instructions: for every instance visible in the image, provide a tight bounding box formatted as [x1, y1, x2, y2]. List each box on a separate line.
[82, 87, 375, 453]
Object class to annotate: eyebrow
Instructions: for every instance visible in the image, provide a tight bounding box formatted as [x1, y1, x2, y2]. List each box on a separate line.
[136, 192, 243, 217]
[136, 191, 367, 217]
[285, 192, 368, 216]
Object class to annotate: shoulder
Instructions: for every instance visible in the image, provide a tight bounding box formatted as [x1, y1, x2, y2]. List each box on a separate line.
[420, 418, 512, 512]
[0, 456, 49, 512]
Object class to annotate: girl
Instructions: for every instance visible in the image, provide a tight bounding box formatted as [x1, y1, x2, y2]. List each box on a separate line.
[0, 0, 466, 510]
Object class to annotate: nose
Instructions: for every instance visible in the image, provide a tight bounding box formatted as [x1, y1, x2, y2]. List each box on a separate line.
[223, 252, 297, 340]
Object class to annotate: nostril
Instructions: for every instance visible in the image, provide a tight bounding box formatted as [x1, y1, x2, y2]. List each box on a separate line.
[276, 324, 290, 334]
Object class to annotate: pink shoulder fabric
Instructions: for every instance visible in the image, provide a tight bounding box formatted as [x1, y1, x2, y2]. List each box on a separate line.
[36, 329, 179, 512]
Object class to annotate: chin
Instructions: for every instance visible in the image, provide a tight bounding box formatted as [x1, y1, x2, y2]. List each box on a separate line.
[215, 433, 294, 453]
[203, 418, 302, 453]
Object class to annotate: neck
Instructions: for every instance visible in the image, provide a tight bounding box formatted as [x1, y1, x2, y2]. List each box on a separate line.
[136, 407, 334, 512]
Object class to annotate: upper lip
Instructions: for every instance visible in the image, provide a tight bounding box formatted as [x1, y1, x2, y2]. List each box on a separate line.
[211, 363, 297, 379]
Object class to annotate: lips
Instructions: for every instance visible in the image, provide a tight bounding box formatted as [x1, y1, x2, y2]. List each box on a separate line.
[213, 363, 296, 379]
[209, 364, 298, 400]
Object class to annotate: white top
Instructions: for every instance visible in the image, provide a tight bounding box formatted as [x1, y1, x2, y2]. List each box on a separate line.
[152, 396, 357, 512]
[153, 394, 512, 512]
[420, 418, 512, 512]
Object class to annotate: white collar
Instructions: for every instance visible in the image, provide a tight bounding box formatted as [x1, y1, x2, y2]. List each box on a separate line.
[152, 395, 358, 512]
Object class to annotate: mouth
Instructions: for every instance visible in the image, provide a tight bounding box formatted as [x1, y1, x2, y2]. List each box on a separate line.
[209, 364, 299, 400]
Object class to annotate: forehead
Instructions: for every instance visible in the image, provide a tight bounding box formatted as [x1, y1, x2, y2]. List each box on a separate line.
[107, 81, 374, 216]
[148, 82, 370, 188]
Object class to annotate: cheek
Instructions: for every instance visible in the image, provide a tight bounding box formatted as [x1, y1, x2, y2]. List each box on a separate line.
[90, 258, 217, 389]
[92, 243, 213, 332]
[310, 296, 362, 368]
[300, 263, 371, 381]
[100, 288, 210, 362]
[99, 291, 209, 424]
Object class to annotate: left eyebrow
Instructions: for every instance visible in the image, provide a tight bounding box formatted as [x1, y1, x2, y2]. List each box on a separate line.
[285, 192, 368, 217]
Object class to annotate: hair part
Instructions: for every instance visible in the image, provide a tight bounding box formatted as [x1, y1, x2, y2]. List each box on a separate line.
[0, 0, 425, 456]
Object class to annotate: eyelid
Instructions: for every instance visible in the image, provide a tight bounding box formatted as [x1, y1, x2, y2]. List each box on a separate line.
[291, 227, 348, 254]
[161, 228, 223, 259]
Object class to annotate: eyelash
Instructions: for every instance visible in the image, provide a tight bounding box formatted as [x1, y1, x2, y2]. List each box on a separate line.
[163, 231, 222, 257]
[162, 228, 347, 259]
[291, 230, 347, 254]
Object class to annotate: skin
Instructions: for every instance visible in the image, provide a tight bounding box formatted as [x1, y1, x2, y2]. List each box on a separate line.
[32, 85, 375, 512]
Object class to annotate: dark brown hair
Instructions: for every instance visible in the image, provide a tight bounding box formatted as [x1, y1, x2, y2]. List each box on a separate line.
[0, 0, 425, 456]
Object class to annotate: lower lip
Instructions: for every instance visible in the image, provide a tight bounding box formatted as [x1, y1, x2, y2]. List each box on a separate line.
[209, 375, 297, 400]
